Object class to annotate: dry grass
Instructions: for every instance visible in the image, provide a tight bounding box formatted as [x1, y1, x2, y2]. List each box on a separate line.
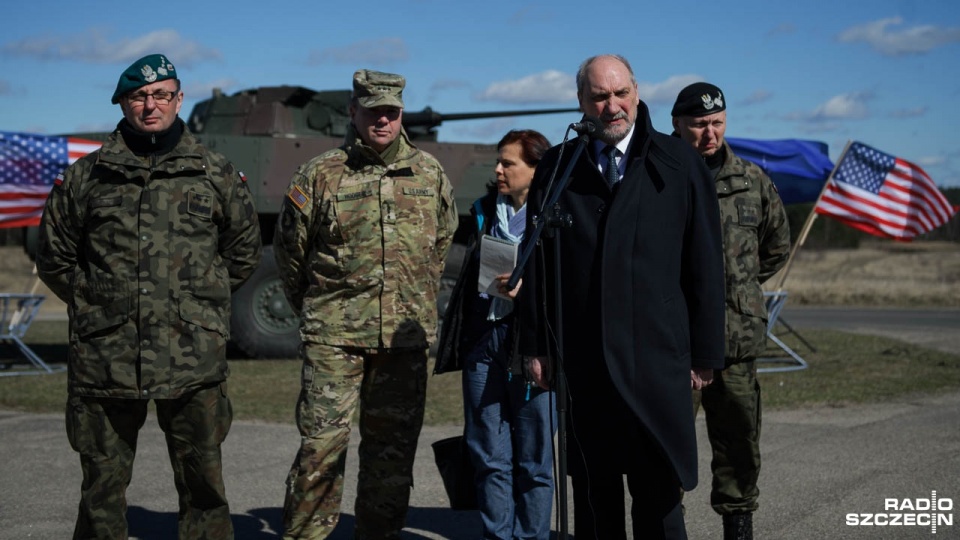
[2, 241, 958, 424]
[767, 241, 960, 307]
[2, 242, 957, 316]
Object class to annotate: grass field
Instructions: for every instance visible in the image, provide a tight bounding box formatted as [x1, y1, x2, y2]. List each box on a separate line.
[1, 241, 958, 425]
[2, 320, 958, 426]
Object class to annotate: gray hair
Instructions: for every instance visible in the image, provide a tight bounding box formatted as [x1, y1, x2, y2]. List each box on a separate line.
[575, 54, 637, 95]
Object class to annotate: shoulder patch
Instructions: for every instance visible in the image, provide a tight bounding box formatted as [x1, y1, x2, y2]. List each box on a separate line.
[238, 170, 247, 182]
[288, 185, 309, 209]
[54, 173, 64, 187]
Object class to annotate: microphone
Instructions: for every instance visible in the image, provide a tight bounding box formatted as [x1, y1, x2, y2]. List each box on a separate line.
[569, 116, 600, 135]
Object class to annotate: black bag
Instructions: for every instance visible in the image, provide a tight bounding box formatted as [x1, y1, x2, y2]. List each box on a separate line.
[431, 435, 478, 510]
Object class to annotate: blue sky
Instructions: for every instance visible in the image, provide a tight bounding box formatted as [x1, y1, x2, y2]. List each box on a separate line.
[3, 0, 960, 187]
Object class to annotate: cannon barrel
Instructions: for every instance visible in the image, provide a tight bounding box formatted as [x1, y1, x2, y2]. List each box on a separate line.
[402, 106, 580, 130]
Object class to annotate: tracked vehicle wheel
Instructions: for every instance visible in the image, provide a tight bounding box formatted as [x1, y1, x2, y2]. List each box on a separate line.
[230, 246, 301, 358]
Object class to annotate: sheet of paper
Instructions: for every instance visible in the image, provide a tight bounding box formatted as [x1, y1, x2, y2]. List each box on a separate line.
[478, 234, 518, 300]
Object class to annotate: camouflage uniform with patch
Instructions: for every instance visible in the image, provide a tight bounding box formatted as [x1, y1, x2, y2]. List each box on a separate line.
[693, 139, 790, 516]
[37, 121, 262, 539]
[274, 112, 457, 539]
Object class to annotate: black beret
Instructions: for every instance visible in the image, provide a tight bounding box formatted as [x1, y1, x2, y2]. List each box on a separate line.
[111, 54, 178, 104]
[671, 82, 725, 117]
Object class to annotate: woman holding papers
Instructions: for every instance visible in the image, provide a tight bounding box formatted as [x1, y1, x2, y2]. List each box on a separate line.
[436, 129, 557, 539]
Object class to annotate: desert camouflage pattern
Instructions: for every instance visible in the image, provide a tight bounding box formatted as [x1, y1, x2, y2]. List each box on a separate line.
[282, 344, 428, 540]
[715, 141, 790, 362]
[273, 124, 457, 349]
[275, 123, 451, 539]
[67, 384, 234, 539]
[37, 125, 262, 398]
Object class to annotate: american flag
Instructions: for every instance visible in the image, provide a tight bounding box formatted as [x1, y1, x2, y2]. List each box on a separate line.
[0, 131, 102, 228]
[814, 141, 957, 241]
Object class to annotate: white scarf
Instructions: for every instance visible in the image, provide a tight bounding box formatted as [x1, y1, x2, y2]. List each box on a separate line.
[487, 194, 526, 321]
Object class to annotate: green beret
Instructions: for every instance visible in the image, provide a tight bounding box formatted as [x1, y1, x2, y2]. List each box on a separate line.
[352, 69, 405, 109]
[111, 54, 178, 104]
[671, 82, 725, 118]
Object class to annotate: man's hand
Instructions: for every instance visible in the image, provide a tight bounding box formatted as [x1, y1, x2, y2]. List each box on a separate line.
[691, 367, 714, 390]
[495, 273, 521, 299]
[525, 355, 551, 390]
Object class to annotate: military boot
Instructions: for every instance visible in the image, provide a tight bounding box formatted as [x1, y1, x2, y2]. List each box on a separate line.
[722, 512, 753, 540]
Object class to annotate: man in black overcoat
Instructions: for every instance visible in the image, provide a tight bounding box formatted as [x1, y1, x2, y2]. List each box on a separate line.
[517, 54, 725, 540]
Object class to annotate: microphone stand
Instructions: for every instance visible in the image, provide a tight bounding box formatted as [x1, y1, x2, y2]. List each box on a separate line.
[508, 127, 590, 540]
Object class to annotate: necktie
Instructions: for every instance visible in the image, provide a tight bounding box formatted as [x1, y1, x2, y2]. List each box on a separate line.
[603, 145, 620, 186]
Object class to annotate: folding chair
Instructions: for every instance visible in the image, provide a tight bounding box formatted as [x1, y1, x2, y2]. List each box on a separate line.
[0, 293, 64, 376]
[758, 290, 809, 373]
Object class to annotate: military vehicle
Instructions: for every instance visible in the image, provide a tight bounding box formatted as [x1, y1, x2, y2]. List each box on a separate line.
[40, 85, 576, 358]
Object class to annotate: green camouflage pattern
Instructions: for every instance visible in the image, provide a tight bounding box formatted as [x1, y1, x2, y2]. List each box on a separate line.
[67, 384, 234, 539]
[37, 126, 262, 399]
[689, 141, 788, 518]
[273, 124, 457, 349]
[715, 141, 790, 362]
[692, 360, 761, 514]
[282, 344, 427, 539]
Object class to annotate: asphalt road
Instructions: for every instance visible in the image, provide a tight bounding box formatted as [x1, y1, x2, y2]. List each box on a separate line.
[781, 305, 960, 355]
[2, 307, 958, 539]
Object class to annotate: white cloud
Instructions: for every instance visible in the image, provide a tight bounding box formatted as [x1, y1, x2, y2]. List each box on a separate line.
[1, 29, 221, 66]
[183, 79, 238, 101]
[637, 74, 704, 105]
[781, 92, 875, 134]
[766, 23, 796, 38]
[509, 4, 555, 25]
[741, 89, 773, 106]
[837, 17, 960, 56]
[307, 38, 408, 66]
[916, 155, 946, 168]
[791, 92, 873, 122]
[449, 118, 519, 140]
[430, 79, 470, 93]
[475, 71, 707, 107]
[889, 106, 927, 118]
[476, 70, 576, 104]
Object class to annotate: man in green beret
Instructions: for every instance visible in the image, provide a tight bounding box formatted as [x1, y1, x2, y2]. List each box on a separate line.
[672, 82, 791, 540]
[37, 53, 262, 539]
[274, 68, 458, 539]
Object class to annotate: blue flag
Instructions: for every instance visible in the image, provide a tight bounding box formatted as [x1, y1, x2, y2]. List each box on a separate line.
[727, 137, 834, 205]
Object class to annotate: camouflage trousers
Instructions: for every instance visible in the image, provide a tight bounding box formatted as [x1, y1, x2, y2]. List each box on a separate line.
[692, 360, 761, 515]
[282, 344, 428, 540]
[65, 383, 234, 539]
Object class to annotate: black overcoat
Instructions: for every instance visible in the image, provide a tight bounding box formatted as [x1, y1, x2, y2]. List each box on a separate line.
[518, 102, 725, 490]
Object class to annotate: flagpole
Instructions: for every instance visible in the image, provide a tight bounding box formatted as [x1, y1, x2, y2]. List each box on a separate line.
[773, 140, 854, 292]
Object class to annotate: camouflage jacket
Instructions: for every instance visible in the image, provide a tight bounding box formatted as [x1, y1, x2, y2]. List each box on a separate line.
[36, 123, 262, 399]
[715, 141, 791, 362]
[273, 125, 458, 349]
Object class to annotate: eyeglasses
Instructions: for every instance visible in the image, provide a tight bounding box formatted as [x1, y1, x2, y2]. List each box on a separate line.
[126, 90, 178, 105]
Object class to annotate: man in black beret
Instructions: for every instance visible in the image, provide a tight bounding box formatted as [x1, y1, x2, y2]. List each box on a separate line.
[672, 83, 791, 540]
[37, 53, 262, 539]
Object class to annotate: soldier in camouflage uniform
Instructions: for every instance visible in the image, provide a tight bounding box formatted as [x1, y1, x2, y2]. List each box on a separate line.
[273, 69, 458, 540]
[672, 82, 790, 540]
[36, 54, 262, 540]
